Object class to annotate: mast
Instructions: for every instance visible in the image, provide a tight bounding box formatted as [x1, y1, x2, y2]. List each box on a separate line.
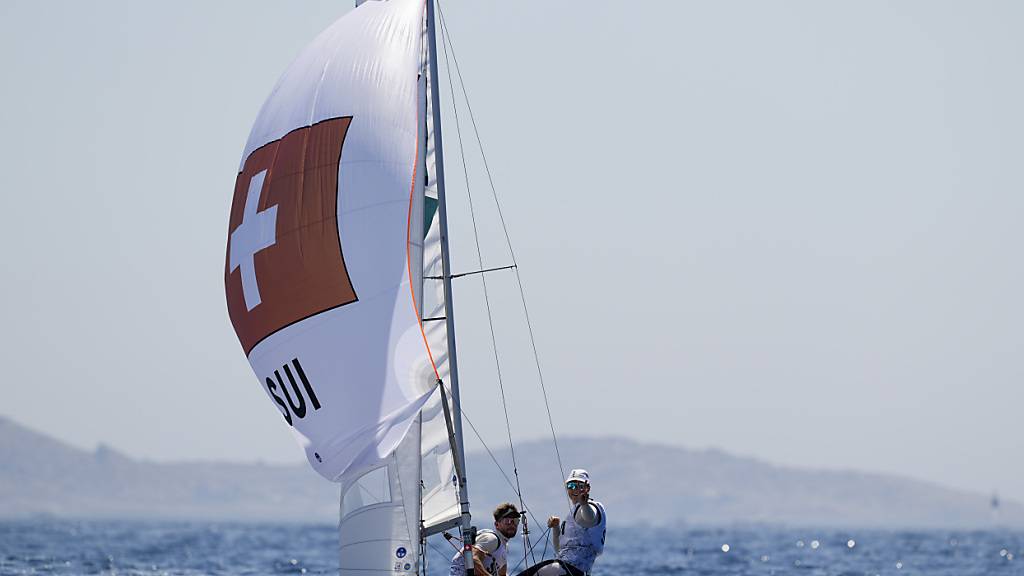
[425, 0, 474, 574]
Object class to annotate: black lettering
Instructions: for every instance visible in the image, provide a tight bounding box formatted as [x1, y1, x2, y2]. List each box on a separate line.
[265, 376, 293, 426]
[279, 366, 307, 419]
[292, 358, 321, 410]
[264, 358, 320, 425]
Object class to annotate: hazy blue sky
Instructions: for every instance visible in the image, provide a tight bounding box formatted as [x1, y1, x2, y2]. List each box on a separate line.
[1, 1, 1021, 503]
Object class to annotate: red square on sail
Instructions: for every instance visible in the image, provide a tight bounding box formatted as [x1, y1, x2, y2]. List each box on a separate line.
[225, 117, 357, 355]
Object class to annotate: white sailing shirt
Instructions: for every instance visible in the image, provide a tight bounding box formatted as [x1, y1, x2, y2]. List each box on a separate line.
[557, 501, 606, 574]
[449, 528, 508, 576]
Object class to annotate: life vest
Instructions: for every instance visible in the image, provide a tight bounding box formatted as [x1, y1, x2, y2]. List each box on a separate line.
[556, 501, 606, 574]
[449, 528, 507, 576]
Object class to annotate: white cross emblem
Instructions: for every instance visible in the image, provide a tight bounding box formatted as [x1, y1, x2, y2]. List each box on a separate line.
[229, 170, 278, 311]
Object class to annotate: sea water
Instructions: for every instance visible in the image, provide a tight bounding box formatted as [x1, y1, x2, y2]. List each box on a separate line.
[0, 520, 1021, 575]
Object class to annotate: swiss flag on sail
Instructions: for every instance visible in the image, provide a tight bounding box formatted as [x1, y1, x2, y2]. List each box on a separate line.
[225, 117, 357, 355]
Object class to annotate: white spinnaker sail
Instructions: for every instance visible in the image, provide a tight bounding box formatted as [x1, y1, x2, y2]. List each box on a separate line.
[225, 0, 436, 487]
[226, 0, 461, 573]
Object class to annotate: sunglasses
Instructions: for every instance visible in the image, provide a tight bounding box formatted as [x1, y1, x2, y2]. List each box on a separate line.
[498, 517, 520, 524]
[565, 481, 587, 490]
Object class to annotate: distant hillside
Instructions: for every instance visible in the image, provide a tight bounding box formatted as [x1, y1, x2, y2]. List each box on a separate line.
[0, 416, 338, 522]
[465, 437, 1024, 529]
[1, 417, 1021, 528]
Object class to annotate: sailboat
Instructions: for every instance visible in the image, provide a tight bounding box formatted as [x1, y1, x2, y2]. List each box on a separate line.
[225, 1, 547, 574]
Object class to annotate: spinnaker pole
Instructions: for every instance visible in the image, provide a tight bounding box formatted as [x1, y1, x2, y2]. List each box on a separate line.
[425, 0, 474, 574]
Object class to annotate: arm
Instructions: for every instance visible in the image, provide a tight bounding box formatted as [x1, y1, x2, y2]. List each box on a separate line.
[573, 489, 599, 528]
[472, 531, 499, 575]
[471, 547, 490, 575]
[574, 501, 599, 528]
[547, 516, 560, 552]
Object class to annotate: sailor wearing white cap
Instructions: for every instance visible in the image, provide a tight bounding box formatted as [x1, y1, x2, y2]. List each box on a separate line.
[515, 469, 606, 576]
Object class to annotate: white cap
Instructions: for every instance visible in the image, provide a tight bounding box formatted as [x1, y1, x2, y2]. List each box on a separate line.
[565, 469, 590, 484]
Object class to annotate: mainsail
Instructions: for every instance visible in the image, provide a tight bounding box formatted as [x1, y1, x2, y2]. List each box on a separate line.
[225, 0, 462, 573]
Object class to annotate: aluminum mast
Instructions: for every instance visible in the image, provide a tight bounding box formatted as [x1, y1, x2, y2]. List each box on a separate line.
[425, 0, 474, 574]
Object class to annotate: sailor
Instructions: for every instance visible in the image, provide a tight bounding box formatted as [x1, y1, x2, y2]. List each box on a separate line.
[450, 502, 522, 576]
[516, 469, 606, 576]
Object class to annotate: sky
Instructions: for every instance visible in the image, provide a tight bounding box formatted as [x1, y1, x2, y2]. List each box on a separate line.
[1, 1, 1021, 503]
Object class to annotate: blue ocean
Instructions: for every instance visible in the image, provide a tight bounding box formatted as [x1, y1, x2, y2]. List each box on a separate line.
[1, 521, 1020, 576]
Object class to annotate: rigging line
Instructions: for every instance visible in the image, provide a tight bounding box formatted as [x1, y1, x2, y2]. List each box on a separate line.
[528, 500, 542, 562]
[427, 539, 456, 563]
[436, 11, 539, 565]
[437, 0, 529, 535]
[436, 533, 462, 552]
[435, 0, 567, 491]
[425, 263, 517, 280]
[439, 378, 544, 533]
[539, 526, 550, 565]
[510, 526, 552, 573]
[435, 5, 516, 266]
[516, 269, 568, 498]
[450, 264, 516, 279]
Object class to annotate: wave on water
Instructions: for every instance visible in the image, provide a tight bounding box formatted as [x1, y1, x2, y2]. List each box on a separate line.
[1, 520, 1021, 576]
